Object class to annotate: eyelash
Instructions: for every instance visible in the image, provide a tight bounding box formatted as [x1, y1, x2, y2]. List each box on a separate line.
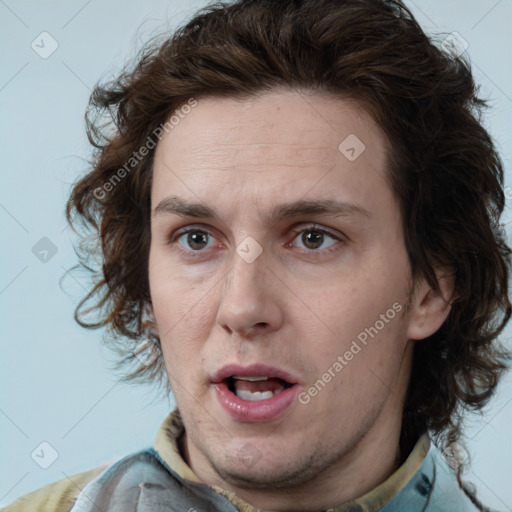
[167, 224, 345, 260]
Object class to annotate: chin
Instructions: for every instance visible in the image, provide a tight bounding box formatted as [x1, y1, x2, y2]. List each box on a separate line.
[212, 441, 329, 489]
[215, 463, 306, 489]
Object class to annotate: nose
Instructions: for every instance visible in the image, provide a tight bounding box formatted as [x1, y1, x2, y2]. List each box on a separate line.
[215, 247, 284, 338]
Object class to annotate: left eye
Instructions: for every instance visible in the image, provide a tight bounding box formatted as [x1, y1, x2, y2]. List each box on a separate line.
[290, 226, 340, 251]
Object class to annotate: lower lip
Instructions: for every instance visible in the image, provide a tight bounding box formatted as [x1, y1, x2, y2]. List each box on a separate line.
[213, 382, 300, 423]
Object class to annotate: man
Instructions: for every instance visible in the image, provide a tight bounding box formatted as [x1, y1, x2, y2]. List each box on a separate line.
[3, 0, 510, 511]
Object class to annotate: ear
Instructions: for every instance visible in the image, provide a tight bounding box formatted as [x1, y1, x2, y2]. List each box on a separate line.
[406, 271, 455, 341]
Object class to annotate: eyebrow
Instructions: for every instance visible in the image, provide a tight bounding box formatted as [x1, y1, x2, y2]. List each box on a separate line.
[153, 196, 371, 223]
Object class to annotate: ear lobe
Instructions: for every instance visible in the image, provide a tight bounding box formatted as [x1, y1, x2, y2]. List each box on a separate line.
[406, 272, 454, 341]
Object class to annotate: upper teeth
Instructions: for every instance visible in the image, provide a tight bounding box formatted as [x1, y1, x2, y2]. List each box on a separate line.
[236, 389, 276, 401]
[232, 376, 269, 381]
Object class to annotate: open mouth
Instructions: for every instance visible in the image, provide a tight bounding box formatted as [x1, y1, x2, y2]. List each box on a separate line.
[211, 364, 301, 422]
[226, 375, 295, 401]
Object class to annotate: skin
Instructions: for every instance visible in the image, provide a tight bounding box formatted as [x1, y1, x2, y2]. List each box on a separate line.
[148, 88, 452, 512]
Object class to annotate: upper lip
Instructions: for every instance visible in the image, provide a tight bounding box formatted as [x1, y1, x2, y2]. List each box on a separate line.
[211, 363, 301, 385]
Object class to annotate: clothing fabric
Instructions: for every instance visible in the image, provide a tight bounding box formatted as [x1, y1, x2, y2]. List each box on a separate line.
[2, 409, 485, 511]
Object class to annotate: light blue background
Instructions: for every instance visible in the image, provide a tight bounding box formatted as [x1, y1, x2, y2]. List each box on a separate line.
[1, 0, 511, 509]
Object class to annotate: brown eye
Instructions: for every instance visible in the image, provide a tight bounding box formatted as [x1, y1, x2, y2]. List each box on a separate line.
[292, 226, 339, 252]
[301, 230, 325, 249]
[178, 230, 212, 251]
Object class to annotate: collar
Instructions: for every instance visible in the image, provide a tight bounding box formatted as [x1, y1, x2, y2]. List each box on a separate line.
[153, 408, 430, 512]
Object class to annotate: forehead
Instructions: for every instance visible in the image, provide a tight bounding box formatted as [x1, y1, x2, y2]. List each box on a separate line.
[151, 89, 392, 217]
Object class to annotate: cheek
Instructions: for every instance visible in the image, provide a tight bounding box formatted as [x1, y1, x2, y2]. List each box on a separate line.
[151, 279, 214, 366]
[150, 249, 202, 329]
[304, 263, 410, 379]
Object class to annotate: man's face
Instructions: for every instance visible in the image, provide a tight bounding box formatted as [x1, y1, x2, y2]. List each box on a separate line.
[149, 89, 417, 492]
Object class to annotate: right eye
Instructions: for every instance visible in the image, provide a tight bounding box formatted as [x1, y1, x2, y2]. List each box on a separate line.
[176, 228, 217, 252]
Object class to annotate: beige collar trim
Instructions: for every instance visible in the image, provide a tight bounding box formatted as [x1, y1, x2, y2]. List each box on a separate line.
[152, 408, 202, 483]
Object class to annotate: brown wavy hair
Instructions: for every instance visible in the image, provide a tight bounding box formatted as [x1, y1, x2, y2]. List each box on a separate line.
[65, 0, 510, 483]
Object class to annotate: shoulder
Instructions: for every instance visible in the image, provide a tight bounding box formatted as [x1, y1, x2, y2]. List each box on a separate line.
[383, 436, 494, 512]
[0, 464, 109, 512]
[0, 448, 179, 512]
